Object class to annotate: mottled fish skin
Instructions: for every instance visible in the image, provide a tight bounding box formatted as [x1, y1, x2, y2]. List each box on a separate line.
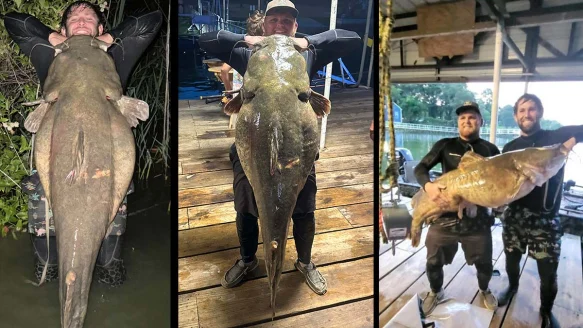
[410, 138, 576, 247]
[31, 36, 136, 328]
[234, 35, 322, 316]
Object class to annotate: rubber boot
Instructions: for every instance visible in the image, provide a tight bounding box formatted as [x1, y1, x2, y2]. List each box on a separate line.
[95, 234, 126, 287]
[31, 235, 59, 282]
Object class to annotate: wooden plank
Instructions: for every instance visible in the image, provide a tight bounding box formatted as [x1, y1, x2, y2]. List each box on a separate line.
[179, 166, 373, 191]
[179, 207, 352, 257]
[379, 228, 428, 279]
[179, 170, 232, 190]
[179, 183, 373, 209]
[178, 293, 199, 328]
[252, 299, 374, 328]
[182, 159, 232, 174]
[501, 257, 543, 328]
[193, 258, 373, 327]
[315, 154, 373, 173]
[380, 249, 468, 327]
[501, 233, 583, 328]
[380, 227, 503, 325]
[316, 167, 374, 189]
[179, 226, 373, 292]
[181, 153, 372, 176]
[337, 202, 373, 227]
[179, 208, 189, 230]
[472, 252, 528, 328]
[178, 184, 233, 208]
[554, 234, 583, 313]
[187, 202, 236, 229]
[379, 246, 428, 312]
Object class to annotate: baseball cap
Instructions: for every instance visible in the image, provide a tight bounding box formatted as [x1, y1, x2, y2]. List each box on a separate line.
[455, 101, 482, 116]
[266, 0, 299, 18]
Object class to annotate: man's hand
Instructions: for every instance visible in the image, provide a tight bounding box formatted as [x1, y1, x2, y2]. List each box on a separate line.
[424, 182, 449, 209]
[48, 32, 67, 46]
[292, 37, 309, 51]
[97, 33, 114, 46]
[244, 35, 264, 47]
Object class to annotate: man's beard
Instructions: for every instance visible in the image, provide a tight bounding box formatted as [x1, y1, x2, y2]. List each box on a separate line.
[518, 119, 541, 134]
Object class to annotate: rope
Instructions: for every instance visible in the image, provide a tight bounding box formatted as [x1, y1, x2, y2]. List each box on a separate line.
[379, 0, 393, 243]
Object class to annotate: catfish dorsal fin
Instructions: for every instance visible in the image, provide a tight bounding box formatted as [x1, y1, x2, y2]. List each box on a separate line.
[65, 130, 85, 185]
[459, 151, 485, 170]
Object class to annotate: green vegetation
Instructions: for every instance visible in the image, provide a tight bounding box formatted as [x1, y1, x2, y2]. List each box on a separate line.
[0, 0, 168, 237]
[392, 83, 562, 129]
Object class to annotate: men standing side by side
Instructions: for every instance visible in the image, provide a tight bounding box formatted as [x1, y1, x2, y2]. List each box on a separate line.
[499, 94, 583, 328]
[414, 101, 500, 316]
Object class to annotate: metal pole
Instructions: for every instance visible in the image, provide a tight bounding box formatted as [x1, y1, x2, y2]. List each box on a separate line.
[367, 38, 374, 87]
[320, 0, 338, 149]
[489, 23, 503, 144]
[524, 78, 529, 93]
[223, 0, 226, 29]
[258, 0, 261, 11]
[356, 0, 373, 85]
[198, 0, 202, 13]
[227, 0, 229, 22]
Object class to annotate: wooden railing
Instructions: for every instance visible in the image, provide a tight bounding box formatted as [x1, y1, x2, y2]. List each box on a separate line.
[390, 122, 521, 135]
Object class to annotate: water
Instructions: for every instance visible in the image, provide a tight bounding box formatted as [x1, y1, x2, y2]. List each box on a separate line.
[388, 131, 583, 185]
[0, 180, 171, 327]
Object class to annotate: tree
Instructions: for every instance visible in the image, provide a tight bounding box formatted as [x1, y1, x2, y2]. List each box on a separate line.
[497, 105, 515, 127]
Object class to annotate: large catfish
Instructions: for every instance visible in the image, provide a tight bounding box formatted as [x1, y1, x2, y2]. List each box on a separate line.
[23, 35, 149, 327]
[224, 35, 331, 316]
[410, 137, 577, 247]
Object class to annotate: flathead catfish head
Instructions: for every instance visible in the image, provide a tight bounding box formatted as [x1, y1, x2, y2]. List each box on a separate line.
[225, 35, 330, 316]
[23, 35, 149, 328]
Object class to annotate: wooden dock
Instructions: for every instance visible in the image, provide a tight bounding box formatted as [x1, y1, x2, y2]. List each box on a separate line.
[178, 87, 374, 327]
[379, 195, 583, 328]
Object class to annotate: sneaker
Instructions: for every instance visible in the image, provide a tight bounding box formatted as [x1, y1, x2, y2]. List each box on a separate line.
[497, 285, 518, 306]
[221, 257, 258, 288]
[480, 289, 499, 310]
[294, 260, 327, 295]
[540, 310, 561, 328]
[422, 289, 444, 316]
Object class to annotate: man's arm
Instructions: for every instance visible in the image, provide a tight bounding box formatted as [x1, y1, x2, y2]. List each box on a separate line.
[3, 12, 57, 88]
[108, 10, 163, 91]
[414, 139, 447, 190]
[198, 30, 250, 76]
[304, 29, 361, 78]
[551, 125, 583, 143]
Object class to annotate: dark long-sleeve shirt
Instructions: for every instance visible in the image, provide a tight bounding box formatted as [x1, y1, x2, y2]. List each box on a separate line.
[3, 10, 163, 90]
[414, 136, 501, 231]
[198, 29, 362, 81]
[503, 126, 583, 216]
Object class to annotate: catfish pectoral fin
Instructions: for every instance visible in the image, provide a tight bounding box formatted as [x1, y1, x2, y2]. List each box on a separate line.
[224, 93, 243, 115]
[309, 90, 331, 116]
[117, 96, 150, 128]
[24, 101, 51, 133]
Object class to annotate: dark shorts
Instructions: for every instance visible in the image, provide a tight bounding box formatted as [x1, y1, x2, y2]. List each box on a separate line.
[229, 143, 317, 217]
[502, 206, 563, 262]
[425, 224, 493, 266]
[21, 171, 133, 237]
